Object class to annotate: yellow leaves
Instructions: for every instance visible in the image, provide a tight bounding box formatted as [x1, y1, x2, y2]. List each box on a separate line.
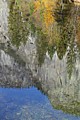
[42, 0, 55, 9]
[76, 16, 80, 43]
[43, 11, 54, 28]
[34, 0, 56, 28]
[34, 0, 41, 11]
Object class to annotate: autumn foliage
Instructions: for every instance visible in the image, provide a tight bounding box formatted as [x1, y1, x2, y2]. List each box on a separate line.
[34, 0, 56, 27]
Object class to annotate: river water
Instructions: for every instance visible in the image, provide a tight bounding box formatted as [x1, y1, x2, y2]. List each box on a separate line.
[0, 0, 80, 119]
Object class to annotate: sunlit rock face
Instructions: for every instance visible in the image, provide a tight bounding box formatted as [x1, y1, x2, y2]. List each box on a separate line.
[0, 0, 9, 43]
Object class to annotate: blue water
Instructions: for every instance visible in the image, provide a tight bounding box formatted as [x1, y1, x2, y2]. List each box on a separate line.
[0, 87, 80, 120]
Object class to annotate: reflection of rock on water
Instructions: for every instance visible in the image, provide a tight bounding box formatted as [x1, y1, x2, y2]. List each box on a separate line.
[0, 47, 34, 88]
[17, 37, 80, 115]
[0, 0, 9, 43]
[0, 0, 80, 116]
[74, 0, 80, 2]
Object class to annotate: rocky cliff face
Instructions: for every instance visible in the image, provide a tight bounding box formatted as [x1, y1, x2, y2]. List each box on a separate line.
[0, 0, 9, 43]
[0, 0, 80, 115]
[0, 46, 34, 88]
[17, 37, 80, 115]
[0, 0, 34, 88]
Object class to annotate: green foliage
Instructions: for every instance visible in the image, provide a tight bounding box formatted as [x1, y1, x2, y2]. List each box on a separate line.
[8, 0, 80, 78]
[8, 1, 29, 48]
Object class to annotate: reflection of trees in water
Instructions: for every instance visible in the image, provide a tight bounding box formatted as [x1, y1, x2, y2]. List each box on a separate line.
[35, 2, 75, 59]
[76, 7, 80, 55]
[36, 29, 48, 66]
[54, 1, 72, 25]
[35, 2, 72, 62]
[54, 2, 73, 54]
[48, 44, 56, 60]
[3, 1, 80, 115]
[35, 2, 80, 79]
[8, 0, 29, 48]
[67, 40, 77, 79]
[54, 2, 77, 78]
[8, 0, 80, 78]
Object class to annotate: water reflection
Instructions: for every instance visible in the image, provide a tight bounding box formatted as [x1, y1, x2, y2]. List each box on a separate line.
[0, 87, 80, 120]
[0, 0, 80, 119]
